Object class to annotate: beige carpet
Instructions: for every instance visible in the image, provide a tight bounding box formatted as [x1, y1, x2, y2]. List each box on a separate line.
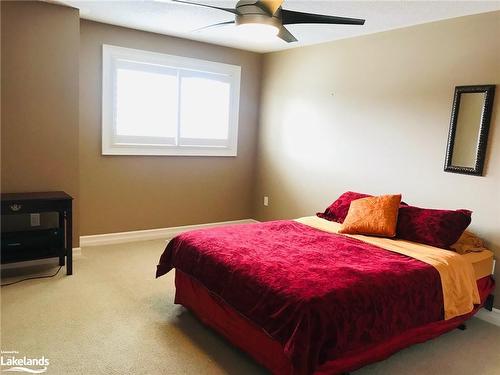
[1, 239, 499, 375]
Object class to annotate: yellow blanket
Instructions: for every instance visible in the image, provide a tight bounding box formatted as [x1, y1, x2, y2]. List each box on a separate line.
[296, 216, 480, 320]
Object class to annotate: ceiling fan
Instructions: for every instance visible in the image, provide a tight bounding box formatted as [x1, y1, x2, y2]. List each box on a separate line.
[171, 0, 365, 43]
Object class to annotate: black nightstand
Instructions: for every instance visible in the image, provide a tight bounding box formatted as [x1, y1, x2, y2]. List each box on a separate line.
[1, 191, 73, 275]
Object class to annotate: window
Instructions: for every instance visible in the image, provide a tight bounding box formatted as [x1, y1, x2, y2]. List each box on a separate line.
[102, 45, 241, 156]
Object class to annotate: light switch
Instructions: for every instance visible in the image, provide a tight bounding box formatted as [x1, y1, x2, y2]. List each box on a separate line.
[263, 196, 269, 207]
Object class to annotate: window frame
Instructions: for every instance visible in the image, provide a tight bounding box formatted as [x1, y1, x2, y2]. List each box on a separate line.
[102, 44, 241, 157]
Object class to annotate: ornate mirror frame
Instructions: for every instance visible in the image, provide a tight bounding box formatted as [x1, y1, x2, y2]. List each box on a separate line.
[444, 84, 495, 176]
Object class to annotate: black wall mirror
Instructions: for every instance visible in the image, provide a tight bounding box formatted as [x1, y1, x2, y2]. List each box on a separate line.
[444, 84, 495, 176]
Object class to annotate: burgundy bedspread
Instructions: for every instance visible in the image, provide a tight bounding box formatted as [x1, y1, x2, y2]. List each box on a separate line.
[156, 220, 444, 374]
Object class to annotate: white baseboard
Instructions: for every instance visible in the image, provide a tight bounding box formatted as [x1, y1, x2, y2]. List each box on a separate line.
[80, 219, 258, 247]
[475, 307, 500, 327]
[1, 247, 81, 270]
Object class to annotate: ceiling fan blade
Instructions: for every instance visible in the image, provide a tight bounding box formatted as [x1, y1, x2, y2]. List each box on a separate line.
[172, 0, 237, 14]
[192, 20, 236, 32]
[258, 0, 284, 15]
[277, 25, 297, 43]
[281, 9, 365, 25]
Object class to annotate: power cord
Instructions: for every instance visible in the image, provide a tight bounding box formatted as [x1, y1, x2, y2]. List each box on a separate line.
[1, 265, 63, 287]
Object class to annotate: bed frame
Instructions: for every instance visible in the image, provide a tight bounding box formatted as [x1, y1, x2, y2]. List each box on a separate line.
[484, 294, 495, 311]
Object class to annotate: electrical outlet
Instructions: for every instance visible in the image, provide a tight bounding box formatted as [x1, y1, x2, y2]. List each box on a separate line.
[30, 213, 41, 227]
[263, 196, 269, 207]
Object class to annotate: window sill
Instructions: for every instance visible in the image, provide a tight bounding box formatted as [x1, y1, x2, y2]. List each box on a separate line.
[101, 144, 238, 157]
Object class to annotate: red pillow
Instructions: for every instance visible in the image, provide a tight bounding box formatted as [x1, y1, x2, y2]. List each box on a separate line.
[396, 206, 472, 249]
[317, 191, 372, 223]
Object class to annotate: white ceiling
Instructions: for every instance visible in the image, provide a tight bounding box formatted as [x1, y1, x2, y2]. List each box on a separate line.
[57, 0, 500, 53]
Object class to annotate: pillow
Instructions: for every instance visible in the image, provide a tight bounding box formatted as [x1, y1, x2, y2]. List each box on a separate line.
[338, 194, 402, 237]
[317, 191, 408, 223]
[317, 191, 372, 223]
[450, 231, 487, 254]
[396, 206, 472, 249]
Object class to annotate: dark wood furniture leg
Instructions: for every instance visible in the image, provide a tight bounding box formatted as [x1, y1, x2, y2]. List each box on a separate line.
[58, 212, 65, 266]
[66, 206, 73, 275]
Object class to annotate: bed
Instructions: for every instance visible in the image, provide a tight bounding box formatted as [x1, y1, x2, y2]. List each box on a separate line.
[156, 216, 495, 375]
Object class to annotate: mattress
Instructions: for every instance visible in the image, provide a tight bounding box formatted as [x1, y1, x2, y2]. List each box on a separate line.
[463, 249, 494, 280]
[295, 215, 494, 281]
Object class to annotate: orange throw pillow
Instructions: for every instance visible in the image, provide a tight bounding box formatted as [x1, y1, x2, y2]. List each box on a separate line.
[339, 194, 402, 237]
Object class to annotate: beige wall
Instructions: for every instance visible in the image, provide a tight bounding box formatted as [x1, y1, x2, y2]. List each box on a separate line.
[2, 2, 498, 306]
[254, 11, 500, 306]
[79, 20, 261, 235]
[1, 1, 80, 246]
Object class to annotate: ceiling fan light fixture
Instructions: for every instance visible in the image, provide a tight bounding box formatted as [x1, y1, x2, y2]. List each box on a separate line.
[237, 22, 279, 39]
[235, 14, 280, 40]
